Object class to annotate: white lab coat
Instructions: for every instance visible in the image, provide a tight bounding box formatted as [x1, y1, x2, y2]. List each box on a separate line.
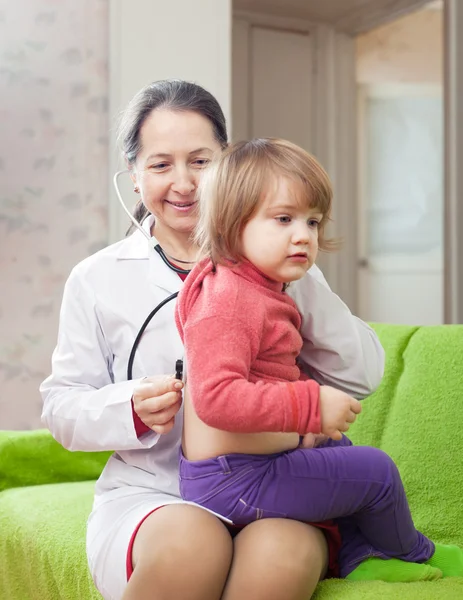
[40, 216, 384, 598]
[41, 215, 384, 486]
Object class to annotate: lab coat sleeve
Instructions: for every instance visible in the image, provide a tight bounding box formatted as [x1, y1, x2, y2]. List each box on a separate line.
[40, 267, 160, 452]
[288, 264, 385, 399]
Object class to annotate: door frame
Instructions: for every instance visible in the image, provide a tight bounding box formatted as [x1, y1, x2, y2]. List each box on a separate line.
[444, 0, 463, 323]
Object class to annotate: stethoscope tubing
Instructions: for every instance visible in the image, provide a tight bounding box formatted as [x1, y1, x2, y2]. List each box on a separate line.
[113, 171, 188, 380]
[126, 291, 179, 381]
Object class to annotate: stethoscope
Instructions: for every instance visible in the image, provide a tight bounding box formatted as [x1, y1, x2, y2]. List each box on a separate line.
[113, 170, 187, 382]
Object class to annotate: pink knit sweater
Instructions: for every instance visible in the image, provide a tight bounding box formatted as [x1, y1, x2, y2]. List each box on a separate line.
[175, 259, 321, 434]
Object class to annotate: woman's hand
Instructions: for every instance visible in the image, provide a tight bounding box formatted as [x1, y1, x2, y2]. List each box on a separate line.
[132, 375, 183, 434]
[299, 432, 331, 449]
[319, 385, 362, 441]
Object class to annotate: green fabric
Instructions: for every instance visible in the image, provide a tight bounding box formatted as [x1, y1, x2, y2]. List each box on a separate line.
[1, 324, 463, 599]
[426, 544, 463, 578]
[313, 578, 463, 599]
[346, 557, 443, 582]
[0, 429, 111, 492]
[349, 325, 463, 547]
[0, 482, 102, 600]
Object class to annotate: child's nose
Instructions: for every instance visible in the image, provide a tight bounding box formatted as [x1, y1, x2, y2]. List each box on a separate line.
[292, 223, 311, 244]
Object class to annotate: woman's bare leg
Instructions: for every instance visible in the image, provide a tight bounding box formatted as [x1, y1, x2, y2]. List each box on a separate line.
[222, 519, 328, 600]
[122, 504, 233, 600]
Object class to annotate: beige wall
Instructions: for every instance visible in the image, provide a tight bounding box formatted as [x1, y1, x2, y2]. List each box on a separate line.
[1, 0, 232, 430]
[356, 7, 443, 84]
[0, 1, 109, 429]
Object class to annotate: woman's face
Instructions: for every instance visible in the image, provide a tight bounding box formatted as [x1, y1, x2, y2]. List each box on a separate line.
[131, 109, 222, 236]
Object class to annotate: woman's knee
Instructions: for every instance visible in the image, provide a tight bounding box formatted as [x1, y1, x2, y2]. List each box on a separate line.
[223, 519, 328, 600]
[129, 504, 233, 599]
[247, 519, 329, 580]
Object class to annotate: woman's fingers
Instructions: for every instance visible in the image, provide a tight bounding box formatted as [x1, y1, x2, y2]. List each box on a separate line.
[149, 399, 183, 425]
[140, 390, 182, 413]
[141, 398, 182, 432]
[151, 417, 176, 435]
[300, 433, 317, 448]
[136, 376, 183, 401]
[132, 374, 184, 434]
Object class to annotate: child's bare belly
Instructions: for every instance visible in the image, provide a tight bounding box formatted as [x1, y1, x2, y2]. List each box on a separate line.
[182, 389, 300, 461]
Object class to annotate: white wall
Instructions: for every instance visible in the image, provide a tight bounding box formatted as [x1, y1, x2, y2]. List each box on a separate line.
[0, 0, 232, 430]
[108, 0, 232, 241]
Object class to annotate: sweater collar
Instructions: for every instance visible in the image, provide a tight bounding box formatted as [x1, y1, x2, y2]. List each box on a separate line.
[231, 260, 284, 293]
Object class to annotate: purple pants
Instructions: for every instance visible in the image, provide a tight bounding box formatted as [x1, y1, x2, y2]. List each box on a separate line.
[179, 437, 434, 577]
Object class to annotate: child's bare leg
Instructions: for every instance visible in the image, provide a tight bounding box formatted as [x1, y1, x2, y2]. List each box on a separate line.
[122, 504, 233, 600]
[222, 519, 328, 600]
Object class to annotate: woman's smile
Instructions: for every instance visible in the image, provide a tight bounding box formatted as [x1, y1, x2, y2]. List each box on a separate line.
[164, 198, 197, 212]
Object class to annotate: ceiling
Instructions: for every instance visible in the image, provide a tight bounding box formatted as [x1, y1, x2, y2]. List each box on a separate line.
[233, 0, 442, 34]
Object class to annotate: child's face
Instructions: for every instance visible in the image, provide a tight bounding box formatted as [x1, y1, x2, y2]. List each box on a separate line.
[240, 177, 322, 283]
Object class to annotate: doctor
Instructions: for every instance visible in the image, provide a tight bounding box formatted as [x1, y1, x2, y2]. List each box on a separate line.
[41, 79, 385, 600]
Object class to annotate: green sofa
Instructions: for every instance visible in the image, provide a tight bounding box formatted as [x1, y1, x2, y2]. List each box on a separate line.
[1, 324, 463, 599]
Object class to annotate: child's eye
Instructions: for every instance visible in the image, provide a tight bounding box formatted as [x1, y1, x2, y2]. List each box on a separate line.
[276, 216, 292, 224]
[308, 218, 320, 228]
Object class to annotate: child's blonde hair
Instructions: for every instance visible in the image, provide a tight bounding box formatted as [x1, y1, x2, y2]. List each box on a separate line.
[196, 138, 336, 265]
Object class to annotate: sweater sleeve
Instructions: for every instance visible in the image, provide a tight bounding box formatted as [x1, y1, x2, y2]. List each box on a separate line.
[183, 315, 321, 435]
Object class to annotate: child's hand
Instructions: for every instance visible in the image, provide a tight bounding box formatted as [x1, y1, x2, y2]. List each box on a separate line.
[319, 386, 362, 441]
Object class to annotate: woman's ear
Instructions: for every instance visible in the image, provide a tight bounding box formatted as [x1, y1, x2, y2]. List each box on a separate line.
[129, 168, 140, 194]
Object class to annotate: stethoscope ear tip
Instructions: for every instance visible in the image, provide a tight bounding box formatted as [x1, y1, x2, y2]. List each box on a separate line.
[114, 169, 152, 244]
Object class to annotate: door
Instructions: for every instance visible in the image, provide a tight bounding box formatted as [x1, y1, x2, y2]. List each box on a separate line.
[357, 83, 444, 324]
[232, 17, 313, 151]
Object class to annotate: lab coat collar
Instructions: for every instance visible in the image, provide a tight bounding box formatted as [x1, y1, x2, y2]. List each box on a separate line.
[116, 215, 155, 260]
[116, 214, 183, 295]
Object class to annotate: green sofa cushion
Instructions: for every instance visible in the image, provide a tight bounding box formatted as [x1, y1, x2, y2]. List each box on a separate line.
[349, 324, 463, 547]
[1, 480, 462, 600]
[0, 481, 102, 600]
[0, 429, 111, 492]
[1, 324, 463, 599]
[314, 578, 463, 599]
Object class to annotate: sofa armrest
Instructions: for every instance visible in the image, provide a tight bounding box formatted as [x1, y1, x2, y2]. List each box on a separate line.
[0, 429, 111, 492]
